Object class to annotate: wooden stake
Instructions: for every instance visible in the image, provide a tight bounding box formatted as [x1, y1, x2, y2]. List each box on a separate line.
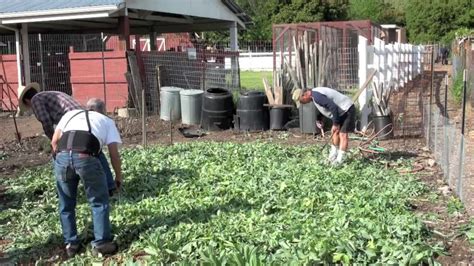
[351, 69, 377, 102]
[284, 60, 301, 91]
[304, 31, 309, 89]
[263, 77, 275, 104]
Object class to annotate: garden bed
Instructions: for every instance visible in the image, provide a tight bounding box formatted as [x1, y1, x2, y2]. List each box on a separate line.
[1, 141, 472, 264]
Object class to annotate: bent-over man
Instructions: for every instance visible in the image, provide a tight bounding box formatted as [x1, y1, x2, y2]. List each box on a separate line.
[297, 87, 356, 165]
[19, 83, 117, 195]
[51, 98, 122, 257]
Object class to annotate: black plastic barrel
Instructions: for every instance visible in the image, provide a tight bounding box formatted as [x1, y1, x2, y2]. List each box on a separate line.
[373, 115, 393, 140]
[269, 107, 290, 130]
[201, 88, 234, 131]
[235, 91, 268, 131]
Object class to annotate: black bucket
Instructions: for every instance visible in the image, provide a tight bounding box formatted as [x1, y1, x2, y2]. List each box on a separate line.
[270, 107, 290, 130]
[373, 115, 393, 140]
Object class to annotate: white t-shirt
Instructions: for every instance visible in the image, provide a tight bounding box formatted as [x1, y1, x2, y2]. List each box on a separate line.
[56, 110, 122, 148]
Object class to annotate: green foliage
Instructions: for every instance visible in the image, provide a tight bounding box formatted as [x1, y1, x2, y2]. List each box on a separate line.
[405, 0, 474, 44]
[348, 0, 403, 24]
[204, 0, 348, 42]
[0, 151, 7, 161]
[462, 220, 474, 244]
[451, 70, 465, 105]
[236, 0, 280, 41]
[272, 0, 348, 24]
[202, 0, 472, 44]
[447, 197, 464, 216]
[1, 142, 446, 264]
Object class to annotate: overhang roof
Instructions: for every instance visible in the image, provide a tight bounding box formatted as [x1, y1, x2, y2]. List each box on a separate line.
[0, 0, 123, 13]
[0, 0, 251, 34]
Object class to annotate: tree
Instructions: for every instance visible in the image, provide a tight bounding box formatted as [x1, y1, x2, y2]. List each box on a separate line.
[348, 0, 404, 25]
[272, 0, 348, 24]
[405, 0, 474, 43]
[203, 0, 349, 43]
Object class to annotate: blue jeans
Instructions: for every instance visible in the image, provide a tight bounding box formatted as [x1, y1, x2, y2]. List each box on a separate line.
[54, 151, 112, 247]
[98, 152, 116, 191]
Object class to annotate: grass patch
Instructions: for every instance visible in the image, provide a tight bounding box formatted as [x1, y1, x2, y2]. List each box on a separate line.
[240, 71, 272, 91]
[451, 71, 466, 104]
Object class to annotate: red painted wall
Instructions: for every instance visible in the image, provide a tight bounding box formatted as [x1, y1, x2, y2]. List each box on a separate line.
[0, 55, 19, 110]
[69, 50, 128, 112]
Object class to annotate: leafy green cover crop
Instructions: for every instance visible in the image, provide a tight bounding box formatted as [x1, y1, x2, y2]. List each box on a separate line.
[0, 142, 444, 264]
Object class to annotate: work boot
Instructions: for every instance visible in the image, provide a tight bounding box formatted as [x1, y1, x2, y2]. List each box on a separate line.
[65, 243, 80, 258]
[327, 145, 338, 163]
[92, 241, 118, 257]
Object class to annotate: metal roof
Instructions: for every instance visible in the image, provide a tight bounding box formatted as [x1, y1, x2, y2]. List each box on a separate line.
[0, 0, 250, 34]
[221, 0, 252, 25]
[0, 0, 124, 14]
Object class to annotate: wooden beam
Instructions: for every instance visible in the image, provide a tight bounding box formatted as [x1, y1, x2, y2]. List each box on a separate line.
[128, 11, 192, 24]
[131, 21, 234, 34]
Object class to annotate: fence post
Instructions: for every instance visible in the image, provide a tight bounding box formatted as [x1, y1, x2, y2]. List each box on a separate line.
[405, 44, 409, 82]
[394, 42, 400, 88]
[379, 39, 386, 88]
[408, 44, 412, 81]
[427, 47, 434, 148]
[457, 69, 468, 200]
[434, 108, 439, 157]
[387, 44, 393, 86]
[417, 46, 422, 76]
[444, 75, 449, 182]
[358, 35, 370, 131]
[38, 34, 46, 91]
[399, 44, 405, 87]
[101, 32, 107, 111]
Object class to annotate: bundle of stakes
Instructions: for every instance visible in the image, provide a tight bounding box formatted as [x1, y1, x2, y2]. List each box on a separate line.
[263, 31, 321, 106]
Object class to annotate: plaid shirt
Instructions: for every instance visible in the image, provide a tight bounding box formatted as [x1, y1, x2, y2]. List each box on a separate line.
[31, 91, 83, 139]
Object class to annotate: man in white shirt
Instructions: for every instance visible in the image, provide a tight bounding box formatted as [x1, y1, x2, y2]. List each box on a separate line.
[51, 98, 122, 258]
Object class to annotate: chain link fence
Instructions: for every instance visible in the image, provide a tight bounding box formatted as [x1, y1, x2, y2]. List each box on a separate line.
[0, 32, 243, 113]
[424, 96, 471, 203]
[140, 49, 240, 115]
[424, 37, 474, 213]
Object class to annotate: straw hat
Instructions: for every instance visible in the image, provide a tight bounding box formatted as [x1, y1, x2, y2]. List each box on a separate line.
[292, 88, 303, 108]
[18, 82, 41, 111]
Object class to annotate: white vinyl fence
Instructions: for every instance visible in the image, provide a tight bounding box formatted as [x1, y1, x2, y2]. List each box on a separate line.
[357, 36, 426, 129]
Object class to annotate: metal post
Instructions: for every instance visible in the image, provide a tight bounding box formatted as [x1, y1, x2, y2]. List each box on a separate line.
[434, 109, 438, 156]
[21, 23, 31, 84]
[101, 32, 107, 110]
[38, 34, 45, 91]
[457, 69, 467, 200]
[444, 75, 449, 182]
[449, 125, 454, 187]
[6, 28, 22, 88]
[156, 65, 161, 114]
[142, 86, 147, 147]
[427, 47, 434, 147]
[229, 21, 238, 88]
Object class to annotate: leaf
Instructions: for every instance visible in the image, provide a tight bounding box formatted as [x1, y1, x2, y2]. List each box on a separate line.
[144, 247, 159, 256]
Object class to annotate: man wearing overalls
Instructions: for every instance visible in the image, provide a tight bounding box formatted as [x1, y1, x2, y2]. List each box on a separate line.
[51, 98, 122, 257]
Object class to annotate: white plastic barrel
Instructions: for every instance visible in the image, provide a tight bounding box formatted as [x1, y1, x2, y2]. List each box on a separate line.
[180, 89, 204, 125]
